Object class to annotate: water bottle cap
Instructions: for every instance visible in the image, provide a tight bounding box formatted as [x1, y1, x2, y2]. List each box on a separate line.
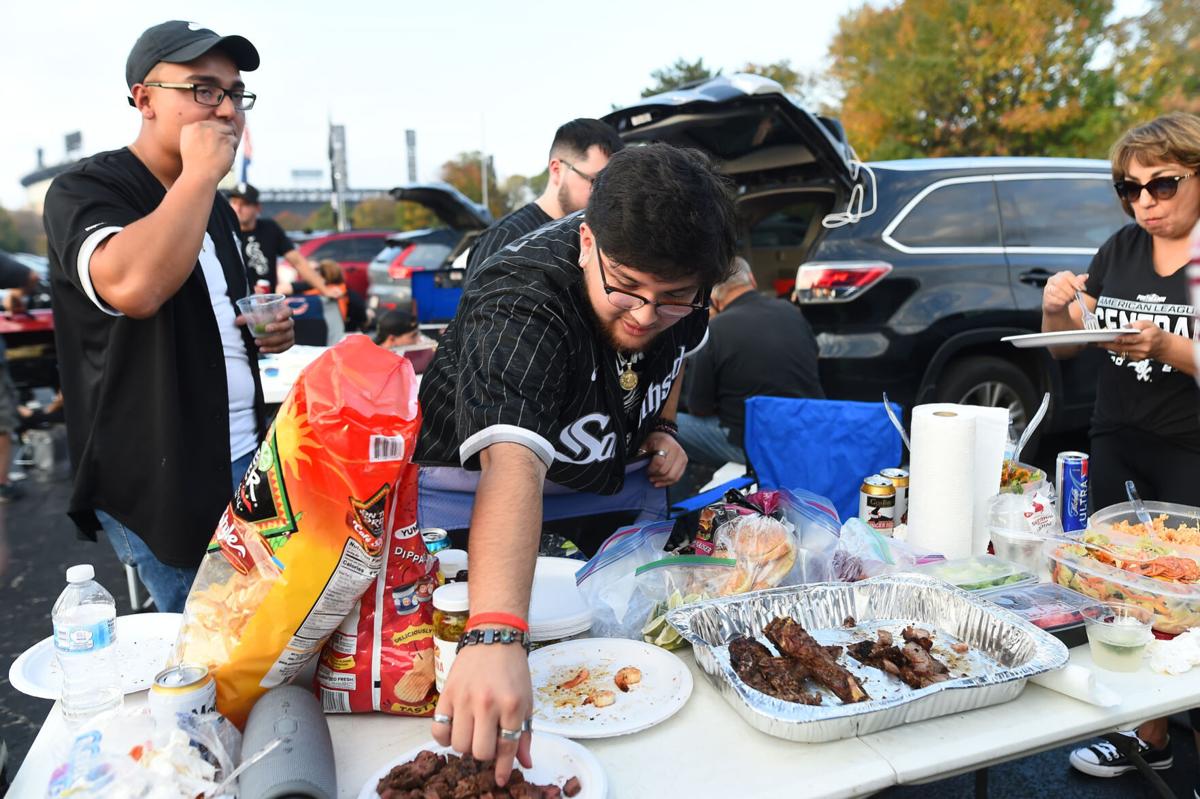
[66, 564, 94, 583]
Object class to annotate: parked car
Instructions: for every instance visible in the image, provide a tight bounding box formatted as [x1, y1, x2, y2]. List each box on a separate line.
[605, 78, 1128, 452]
[294, 230, 392, 297]
[367, 183, 492, 321]
[792, 157, 1127, 449]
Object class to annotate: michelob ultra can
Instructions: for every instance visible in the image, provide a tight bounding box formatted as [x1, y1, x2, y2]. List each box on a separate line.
[1055, 451, 1089, 533]
[149, 664, 217, 729]
[859, 475, 896, 534]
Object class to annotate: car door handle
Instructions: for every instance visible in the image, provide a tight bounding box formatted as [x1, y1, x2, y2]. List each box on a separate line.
[1018, 269, 1053, 287]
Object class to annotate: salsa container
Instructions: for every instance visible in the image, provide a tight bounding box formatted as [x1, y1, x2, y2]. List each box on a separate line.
[979, 582, 1092, 648]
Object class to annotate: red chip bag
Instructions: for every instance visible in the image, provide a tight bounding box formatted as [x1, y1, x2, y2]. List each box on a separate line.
[173, 335, 421, 727]
[316, 515, 438, 714]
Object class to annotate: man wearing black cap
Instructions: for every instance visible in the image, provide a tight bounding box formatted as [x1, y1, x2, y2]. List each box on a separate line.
[226, 182, 333, 295]
[43, 20, 293, 612]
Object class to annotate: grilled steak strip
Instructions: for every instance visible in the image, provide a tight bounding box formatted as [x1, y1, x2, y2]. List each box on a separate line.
[765, 617, 870, 703]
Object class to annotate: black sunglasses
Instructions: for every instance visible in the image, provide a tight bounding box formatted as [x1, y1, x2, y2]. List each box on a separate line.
[1113, 173, 1195, 203]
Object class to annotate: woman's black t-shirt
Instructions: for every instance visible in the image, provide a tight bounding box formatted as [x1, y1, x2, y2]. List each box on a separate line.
[1084, 223, 1200, 449]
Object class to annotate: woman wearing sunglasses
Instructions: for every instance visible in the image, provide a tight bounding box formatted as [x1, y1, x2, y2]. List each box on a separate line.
[1042, 112, 1200, 785]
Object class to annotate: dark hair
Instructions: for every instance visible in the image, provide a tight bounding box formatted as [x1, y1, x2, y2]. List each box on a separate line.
[549, 118, 625, 160]
[1110, 112, 1200, 218]
[586, 143, 737, 287]
[374, 310, 417, 344]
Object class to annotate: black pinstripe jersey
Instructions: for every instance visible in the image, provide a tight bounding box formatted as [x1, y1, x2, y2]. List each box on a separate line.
[414, 213, 708, 495]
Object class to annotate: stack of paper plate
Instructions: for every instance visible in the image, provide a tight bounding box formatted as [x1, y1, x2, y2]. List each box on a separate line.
[529, 557, 592, 643]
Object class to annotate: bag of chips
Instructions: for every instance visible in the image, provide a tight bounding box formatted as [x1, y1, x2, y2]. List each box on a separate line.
[314, 519, 439, 715]
[172, 336, 421, 727]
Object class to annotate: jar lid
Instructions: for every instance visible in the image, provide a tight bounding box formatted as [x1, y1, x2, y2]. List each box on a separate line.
[433, 582, 469, 612]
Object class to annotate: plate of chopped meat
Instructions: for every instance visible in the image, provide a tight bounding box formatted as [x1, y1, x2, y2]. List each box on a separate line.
[528, 638, 692, 739]
[361, 732, 605, 798]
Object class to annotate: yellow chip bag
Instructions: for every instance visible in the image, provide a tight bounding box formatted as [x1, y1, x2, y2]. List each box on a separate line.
[172, 336, 421, 727]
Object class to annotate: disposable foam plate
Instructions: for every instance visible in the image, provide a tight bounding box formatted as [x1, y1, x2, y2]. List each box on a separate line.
[357, 732, 607, 799]
[1002, 329, 1138, 348]
[528, 637, 692, 739]
[529, 557, 592, 638]
[9, 612, 181, 699]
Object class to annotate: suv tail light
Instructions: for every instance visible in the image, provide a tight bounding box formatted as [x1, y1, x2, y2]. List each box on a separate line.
[793, 261, 893, 304]
[388, 245, 417, 280]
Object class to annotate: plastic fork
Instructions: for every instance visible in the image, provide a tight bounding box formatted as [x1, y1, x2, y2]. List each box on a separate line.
[1075, 290, 1100, 331]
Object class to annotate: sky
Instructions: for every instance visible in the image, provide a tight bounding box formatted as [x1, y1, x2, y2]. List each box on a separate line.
[0, 0, 1150, 211]
[0, 0, 859, 209]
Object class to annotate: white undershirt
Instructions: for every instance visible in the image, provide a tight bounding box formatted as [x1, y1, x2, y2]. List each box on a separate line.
[80, 229, 259, 460]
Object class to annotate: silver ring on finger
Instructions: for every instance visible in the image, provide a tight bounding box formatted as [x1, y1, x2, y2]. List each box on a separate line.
[521, 718, 534, 732]
[653, 449, 668, 458]
[498, 727, 523, 742]
[432, 713, 452, 725]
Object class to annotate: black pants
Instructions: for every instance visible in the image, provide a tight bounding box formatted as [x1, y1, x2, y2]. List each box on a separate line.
[1089, 428, 1200, 513]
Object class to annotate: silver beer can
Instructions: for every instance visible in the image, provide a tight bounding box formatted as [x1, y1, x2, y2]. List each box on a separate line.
[149, 664, 217, 729]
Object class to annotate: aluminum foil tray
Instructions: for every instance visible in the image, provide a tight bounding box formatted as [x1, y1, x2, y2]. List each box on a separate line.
[665, 573, 1068, 742]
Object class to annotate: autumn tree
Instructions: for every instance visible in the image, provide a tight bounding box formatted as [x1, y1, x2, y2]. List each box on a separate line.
[441, 151, 513, 219]
[0, 208, 27, 252]
[304, 205, 335, 231]
[396, 201, 438, 231]
[1108, 0, 1200, 122]
[274, 210, 308, 231]
[351, 197, 399, 229]
[10, 209, 45, 255]
[826, 0, 1116, 159]
[641, 58, 719, 97]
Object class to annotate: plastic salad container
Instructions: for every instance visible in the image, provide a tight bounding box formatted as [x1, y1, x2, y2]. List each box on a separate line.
[1047, 504, 1200, 634]
[980, 582, 1093, 647]
[999, 460, 1053, 497]
[917, 554, 1038, 592]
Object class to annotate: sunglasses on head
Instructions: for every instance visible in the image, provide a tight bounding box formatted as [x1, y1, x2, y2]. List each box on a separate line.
[1113, 173, 1195, 203]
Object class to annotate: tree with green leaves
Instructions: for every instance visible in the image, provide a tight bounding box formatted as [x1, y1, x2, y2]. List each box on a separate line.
[641, 57, 719, 97]
[741, 59, 821, 104]
[826, 0, 1116, 160]
[1108, 0, 1200, 122]
[440, 151, 517, 220]
[0, 208, 27, 253]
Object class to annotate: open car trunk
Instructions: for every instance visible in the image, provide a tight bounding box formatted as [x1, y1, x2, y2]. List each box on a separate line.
[603, 74, 858, 295]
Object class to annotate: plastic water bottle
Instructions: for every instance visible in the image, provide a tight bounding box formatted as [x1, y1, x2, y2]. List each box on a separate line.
[52, 564, 122, 725]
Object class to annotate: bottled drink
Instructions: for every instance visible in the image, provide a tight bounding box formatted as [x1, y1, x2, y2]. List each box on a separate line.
[52, 564, 122, 725]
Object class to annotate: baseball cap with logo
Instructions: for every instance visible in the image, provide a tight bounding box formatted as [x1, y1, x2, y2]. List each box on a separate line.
[126, 20, 259, 90]
[227, 183, 260, 204]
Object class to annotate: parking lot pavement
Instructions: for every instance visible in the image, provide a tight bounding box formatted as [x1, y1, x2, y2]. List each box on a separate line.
[2, 428, 1193, 797]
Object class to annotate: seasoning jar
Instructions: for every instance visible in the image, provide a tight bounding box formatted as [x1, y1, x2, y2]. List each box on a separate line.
[432, 582, 469, 692]
[437, 549, 468, 584]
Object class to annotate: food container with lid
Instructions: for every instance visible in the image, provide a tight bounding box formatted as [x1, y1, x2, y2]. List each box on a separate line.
[916, 554, 1039, 592]
[1046, 527, 1200, 634]
[1087, 501, 1200, 544]
[979, 582, 1093, 647]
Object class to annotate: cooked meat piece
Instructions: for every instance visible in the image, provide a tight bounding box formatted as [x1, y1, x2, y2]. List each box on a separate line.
[951, 641, 970, 654]
[823, 645, 845, 660]
[614, 666, 642, 692]
[729, 635, 821, 704]
[584, 690, 615, 707]
[375, 750, 577, 799]
[848, 628, 954, 690]
[557, 668, 589, 690]
[765, 617, 869, 703]
[902, 626, 935, 651]
[563, 777, 582, 797]
[843, 615, 857, 628]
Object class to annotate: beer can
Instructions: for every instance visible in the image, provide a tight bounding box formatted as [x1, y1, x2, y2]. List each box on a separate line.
[1055, 451, 1089, 533]
[879, 467, 910, 525]
[859, 475, 896, 534]
[421, 528, 450, 554]
[149, 664, 217, 728]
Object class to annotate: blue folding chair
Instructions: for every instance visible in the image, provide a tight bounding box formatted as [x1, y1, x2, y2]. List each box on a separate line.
[742, 396, 903, 523]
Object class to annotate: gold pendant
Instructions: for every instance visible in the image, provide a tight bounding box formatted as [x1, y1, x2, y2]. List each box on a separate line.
[619, 366, 638, 391]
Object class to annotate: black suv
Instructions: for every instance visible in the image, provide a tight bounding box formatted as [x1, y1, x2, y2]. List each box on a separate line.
[796, 157, 1129, 446]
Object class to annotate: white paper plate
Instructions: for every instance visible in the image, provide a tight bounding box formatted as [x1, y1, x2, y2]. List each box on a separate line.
[529, 557, 592, 638]
[9, 612, 181, 699]
[357, 732, 606, 799]
[1002, 328, 1138, 348]
[528, 638, 692, 739]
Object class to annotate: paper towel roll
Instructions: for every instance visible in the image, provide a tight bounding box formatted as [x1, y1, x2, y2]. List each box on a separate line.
[907, 404, 977, 559]
[1031, 665, 1121, 707]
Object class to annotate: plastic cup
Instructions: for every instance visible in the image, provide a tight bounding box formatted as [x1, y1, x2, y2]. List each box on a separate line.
[235, 293, 286, 337]
[1082, 601, 1153, 672]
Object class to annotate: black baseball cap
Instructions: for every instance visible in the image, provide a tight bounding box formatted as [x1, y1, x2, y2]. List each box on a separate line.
[227, 182, 260, 204]
[126, 20, 259, 89]
[374, 311, 418, 345]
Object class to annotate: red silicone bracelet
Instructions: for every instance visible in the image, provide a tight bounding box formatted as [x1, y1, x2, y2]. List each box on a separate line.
[465, 613, 529, 633]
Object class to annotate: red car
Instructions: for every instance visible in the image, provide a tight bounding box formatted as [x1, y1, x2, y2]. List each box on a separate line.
[294, 231, 391, 297]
